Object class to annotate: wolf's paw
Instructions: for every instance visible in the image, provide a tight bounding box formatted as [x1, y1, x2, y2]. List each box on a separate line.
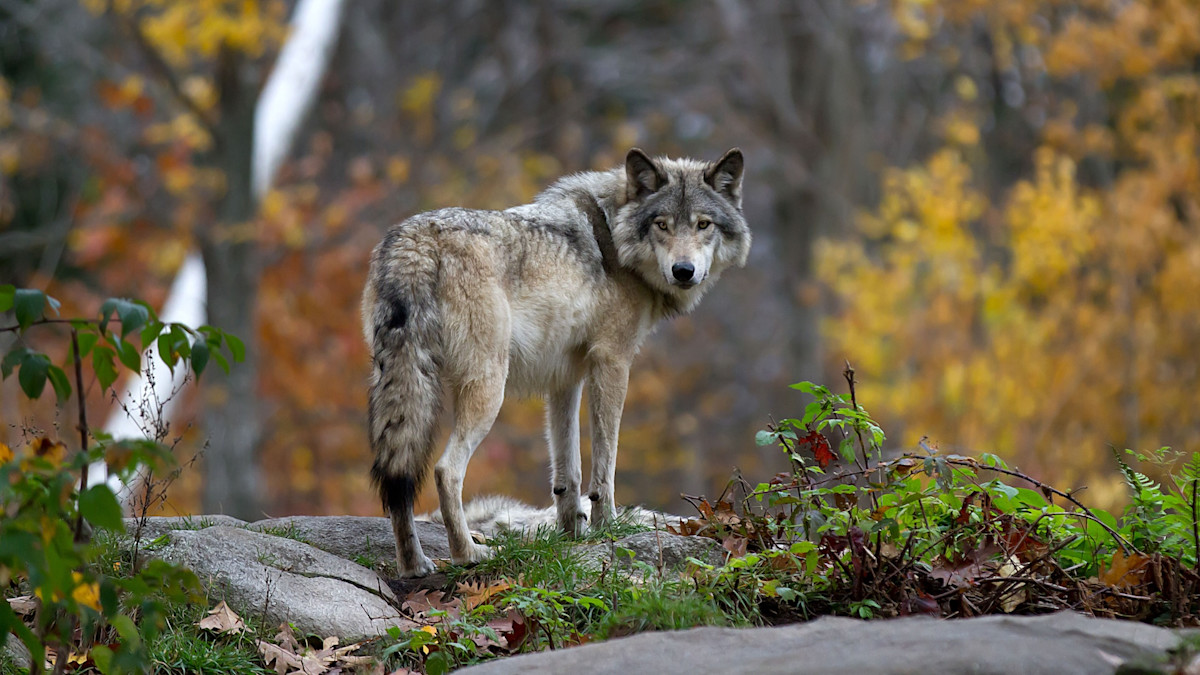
[589, 502, 616, 531]
[398, 554, 437, 578]
[452, 541, 494, 567]
[558, 509, 588, 537]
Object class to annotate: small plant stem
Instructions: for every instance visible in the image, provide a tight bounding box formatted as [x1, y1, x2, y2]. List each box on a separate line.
[71, 328, 90, 542]
[842, 363, 870, 472]
[842, 362, 879, 513]
[1191, 478, 1199, 572]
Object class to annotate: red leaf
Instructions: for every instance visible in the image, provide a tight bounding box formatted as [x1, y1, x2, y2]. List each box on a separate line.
[800, 429, 835, 468]
[499, 610, 530, 651]
[813, 440, 834, 468]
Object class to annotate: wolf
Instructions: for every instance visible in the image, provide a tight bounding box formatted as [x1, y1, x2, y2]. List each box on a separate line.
[362, 147, 749, 577]
[419, 494, 685, 537]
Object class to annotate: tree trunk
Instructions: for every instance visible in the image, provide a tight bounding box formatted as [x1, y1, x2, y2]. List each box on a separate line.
[200, 46, 262, 518]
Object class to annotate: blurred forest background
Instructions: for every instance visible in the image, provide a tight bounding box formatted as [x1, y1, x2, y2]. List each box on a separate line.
[1, 0, 1198, 519]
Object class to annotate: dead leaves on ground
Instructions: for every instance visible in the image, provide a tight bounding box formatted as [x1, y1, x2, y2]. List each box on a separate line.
[397, 580, 529, 653]
[257, 623, 371, 675]
[197, 600, 246, 634]
[669, 497, 777, 559]
[456, 579, 511, 612]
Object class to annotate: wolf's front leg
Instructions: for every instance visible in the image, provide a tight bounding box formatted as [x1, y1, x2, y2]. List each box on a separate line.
[587, 358, 630, 528]
[548, 381, 587, 535]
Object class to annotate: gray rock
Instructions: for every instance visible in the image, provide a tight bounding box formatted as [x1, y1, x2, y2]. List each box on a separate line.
[577, 531, 726, 572]
[2, 633, 31, 670]
[120, 514, 247, 543]
[247, 515, 450, 570]
[458, 611, 1183, 675]
[151, 526, 413, 641]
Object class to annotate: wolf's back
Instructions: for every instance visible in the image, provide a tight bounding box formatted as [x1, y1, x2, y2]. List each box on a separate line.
[363, 225, 443, 517]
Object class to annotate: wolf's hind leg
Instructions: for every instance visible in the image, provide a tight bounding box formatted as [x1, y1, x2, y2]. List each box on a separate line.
[436, 373, 505, 565]
[389, 496, 436, 577]
[547, 381, 586, 535]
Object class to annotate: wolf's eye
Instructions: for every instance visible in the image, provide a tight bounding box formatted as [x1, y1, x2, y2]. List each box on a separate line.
[655, 218, 668, 231]
[698, 219, 712, 230]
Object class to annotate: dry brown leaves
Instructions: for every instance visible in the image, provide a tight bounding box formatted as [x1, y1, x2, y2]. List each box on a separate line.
[1098, 550, 1151, 589]
[668, 498, 763, 558]
[197, 600, 246, 634]
[256, 624, 371, 675]
[401, 589, 462, 622]
[456, 579, 511, 612]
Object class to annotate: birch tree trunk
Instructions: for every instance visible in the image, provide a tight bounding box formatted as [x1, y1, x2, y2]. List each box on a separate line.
[104, 0, 348, 517]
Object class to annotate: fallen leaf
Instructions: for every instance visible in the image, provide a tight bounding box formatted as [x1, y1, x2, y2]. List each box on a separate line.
[457, 579, 511, 611]
[996, 555, 1027, 612]
[500, 610, 530, 651]
[402, 589, 461, 621]
[1098, 549, 1150, 589]
[258, 640, 303, 675]
[712, 500, 741, 526]
[198, 601, 246, 634]
[666, 519, 706, 536]
[257, 623, 369, 675]
[721, 535, 749, 558]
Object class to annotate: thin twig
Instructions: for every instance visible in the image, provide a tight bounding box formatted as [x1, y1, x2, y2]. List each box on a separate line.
[1191, 479, 1199, 574]
[0, 318, 100, 333]
[71, 328, 90, 543]
[842, 362, 870, 472]
[939, 457, 1136, 554]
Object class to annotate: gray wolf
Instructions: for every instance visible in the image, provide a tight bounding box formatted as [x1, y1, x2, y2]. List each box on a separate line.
[419, 494, 684, 537]
[362, 148, 749, 577]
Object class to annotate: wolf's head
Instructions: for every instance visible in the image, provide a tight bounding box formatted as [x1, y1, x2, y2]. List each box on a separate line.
[611, 148, 750, 310]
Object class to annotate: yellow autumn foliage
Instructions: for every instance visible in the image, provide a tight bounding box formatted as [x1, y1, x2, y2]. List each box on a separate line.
[823, 0, 1200, 509]
[85, 0, 289, 66]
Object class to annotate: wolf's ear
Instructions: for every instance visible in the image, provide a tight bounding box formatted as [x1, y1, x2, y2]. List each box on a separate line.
[625, 148, 667, 201]
[705, 148, 744, 208]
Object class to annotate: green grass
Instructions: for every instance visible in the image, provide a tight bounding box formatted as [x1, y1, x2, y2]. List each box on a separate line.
[246, 522, 312, 545]
[141, 598, 275, 675]
[148, 627, 270, 675]
[415, 519, 754, 670]
[595, 583, 739, 637]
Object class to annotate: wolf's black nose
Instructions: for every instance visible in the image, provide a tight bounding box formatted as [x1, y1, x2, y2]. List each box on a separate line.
[672, 262, 695, 282]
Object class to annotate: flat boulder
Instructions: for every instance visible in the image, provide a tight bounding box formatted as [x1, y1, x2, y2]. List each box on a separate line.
[458, 611, 1184, 675]
[247, 515, 450, 571]
[149, 526, 414, 641]
[120, 514, 247, 543]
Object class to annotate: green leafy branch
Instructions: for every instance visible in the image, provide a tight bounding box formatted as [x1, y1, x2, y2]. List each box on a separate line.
[0, 284, 240, 674]
[1, 284, 244, 401]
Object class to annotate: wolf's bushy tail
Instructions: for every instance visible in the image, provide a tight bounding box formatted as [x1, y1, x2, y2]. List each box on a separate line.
[365, 238, 442, 519]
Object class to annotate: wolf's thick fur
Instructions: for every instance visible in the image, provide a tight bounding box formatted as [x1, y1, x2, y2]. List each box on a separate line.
[419, 494, 684, 537]
[363, 148, 749, 577]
